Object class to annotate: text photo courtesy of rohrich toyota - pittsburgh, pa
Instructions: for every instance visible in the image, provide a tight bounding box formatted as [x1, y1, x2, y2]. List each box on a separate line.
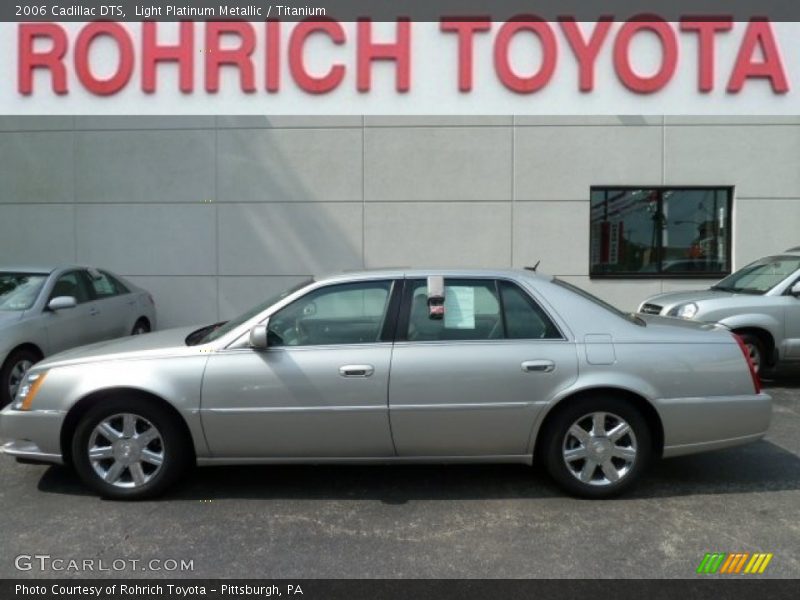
[0, 4, 799, 599]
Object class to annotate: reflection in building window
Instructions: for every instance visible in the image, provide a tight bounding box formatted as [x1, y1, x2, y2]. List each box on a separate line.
[590, 188, 731, 278]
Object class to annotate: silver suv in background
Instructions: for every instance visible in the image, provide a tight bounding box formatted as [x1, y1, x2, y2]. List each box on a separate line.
[639, 249, 800, 372]
[0, 266, 157, 407]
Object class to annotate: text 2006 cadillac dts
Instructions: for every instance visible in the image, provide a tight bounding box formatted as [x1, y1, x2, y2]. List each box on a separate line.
[0, 269, 770, 499]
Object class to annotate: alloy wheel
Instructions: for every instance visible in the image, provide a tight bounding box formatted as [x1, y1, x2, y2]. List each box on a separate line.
[562, 411, 638, 486]
[745, 342, 762, 373]
[87, 413, 165, 489]
[8, 359, 33, 400]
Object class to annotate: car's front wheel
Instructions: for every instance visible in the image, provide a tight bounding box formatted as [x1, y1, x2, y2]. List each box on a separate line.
[0, 348, 40, 409]
[540, 396, 651, 499]
[71, 398, 190, 499]
[738, 333, 765, 374]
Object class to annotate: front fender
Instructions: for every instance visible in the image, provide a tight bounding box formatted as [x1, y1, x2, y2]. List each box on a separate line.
[0, 318, 49, 364]
[38, 356, 210, 458]
[714, 313, 782, 342]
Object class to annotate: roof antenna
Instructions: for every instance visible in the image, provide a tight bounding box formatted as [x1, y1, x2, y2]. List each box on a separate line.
[525, 261, 541, 273]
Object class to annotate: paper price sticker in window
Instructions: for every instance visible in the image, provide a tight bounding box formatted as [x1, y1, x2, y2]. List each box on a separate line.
[444, 286, 475, 329]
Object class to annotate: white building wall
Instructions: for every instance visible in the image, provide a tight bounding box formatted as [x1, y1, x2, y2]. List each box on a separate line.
[1, 115, 799, 328]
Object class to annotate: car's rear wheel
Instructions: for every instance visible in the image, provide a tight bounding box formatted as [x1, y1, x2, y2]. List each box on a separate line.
[738, 333, 765, 374]
[131, 319, 151, 336]
[0, 348, 40, 409]
[541, 397, 651, 499]
[71, 398, 189, 499]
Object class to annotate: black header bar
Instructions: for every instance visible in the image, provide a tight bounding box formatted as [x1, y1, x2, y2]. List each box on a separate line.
[6, 1, 800, 22]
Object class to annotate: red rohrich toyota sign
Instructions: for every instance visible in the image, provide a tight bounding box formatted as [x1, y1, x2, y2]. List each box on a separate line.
[4, 18, 800, 113]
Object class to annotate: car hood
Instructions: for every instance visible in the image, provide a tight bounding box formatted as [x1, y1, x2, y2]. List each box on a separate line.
[641, 288, 735, 308]
[638, 313, 729, 332]
[38, 326, 203, 369]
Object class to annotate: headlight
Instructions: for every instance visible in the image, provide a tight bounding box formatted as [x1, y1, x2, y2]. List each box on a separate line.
[11, 371, 48, 411]
[675, 302, 699, 319]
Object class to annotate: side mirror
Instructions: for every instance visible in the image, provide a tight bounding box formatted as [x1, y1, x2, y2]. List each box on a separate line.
[48, 296, 77, 311]
[791, 282, 800, 297]
[249, 322, 269, 350]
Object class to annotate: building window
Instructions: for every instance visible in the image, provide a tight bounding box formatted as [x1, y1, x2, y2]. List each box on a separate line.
[590, 187, 732, 278]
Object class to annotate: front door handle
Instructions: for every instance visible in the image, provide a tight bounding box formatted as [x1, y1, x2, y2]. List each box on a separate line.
[339, 364, 375, 378]
[521, 360, 555, 373]
[89, 308, 99, 317]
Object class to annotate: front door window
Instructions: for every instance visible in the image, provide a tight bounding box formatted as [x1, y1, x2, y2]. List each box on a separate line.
[268, 281, 393, 346]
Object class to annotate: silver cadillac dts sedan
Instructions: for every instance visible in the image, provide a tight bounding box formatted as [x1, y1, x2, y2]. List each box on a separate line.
[0, 269, 770, 500]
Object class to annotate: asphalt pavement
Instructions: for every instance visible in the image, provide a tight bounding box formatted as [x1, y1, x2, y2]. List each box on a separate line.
[1, 375, 799, 579]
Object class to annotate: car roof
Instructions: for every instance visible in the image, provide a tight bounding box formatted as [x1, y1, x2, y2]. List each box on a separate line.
[761, 253, 800, 261]
[0, 264, 98, 276]
[315, 268, 553, 284]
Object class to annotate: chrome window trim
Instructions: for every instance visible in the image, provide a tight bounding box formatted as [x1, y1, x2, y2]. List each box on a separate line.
[218, 342, 396, 353]
[216, 272, 573, 351]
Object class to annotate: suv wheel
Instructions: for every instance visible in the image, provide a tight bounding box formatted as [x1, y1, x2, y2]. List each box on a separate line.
[738, 333, 765, 374]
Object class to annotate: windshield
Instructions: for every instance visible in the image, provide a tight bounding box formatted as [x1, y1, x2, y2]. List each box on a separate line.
[711, 256, 800, 294]
[553, 278, 644, 326]
[0, 273, 47, 311]
[189, 278, 313, 345]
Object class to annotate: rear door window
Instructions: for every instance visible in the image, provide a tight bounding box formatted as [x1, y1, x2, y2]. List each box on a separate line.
[88, 271, 123, 299]
[498, 281, 562, 340]
[405, 279, 503, 341]
[104, 272, 130, 294]
[403, 278, 562, 342]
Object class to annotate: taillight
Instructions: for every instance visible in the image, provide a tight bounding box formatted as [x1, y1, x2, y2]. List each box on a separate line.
[733, 334, 762, 394]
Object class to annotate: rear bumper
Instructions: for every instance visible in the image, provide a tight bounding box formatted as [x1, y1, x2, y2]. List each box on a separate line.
[0, 407, 65, 465]
[658, 392, 772, 458]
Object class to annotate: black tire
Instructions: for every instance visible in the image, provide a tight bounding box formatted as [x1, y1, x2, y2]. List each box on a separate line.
[71, 397, 190, 500]
[738, 333, 766, 375]
[540, 396, 652, 499]
[0, 348, 41, 409]
[131, 319, 151, 336]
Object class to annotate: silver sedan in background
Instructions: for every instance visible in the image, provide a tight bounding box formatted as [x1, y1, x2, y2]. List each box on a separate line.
[0, 266, 156, 407]
[1, 269, 769, 500]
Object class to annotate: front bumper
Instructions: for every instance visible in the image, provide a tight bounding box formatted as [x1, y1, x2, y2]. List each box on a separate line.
[658, 392, 772, 458]
[0, 407, 65, 465]
[2, 440, 63, 464]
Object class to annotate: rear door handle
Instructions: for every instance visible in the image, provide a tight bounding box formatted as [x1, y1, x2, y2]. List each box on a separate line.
[521, 360, 555, 373]
[89, 308, 100, 317]
[339, 365, 375, 378]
